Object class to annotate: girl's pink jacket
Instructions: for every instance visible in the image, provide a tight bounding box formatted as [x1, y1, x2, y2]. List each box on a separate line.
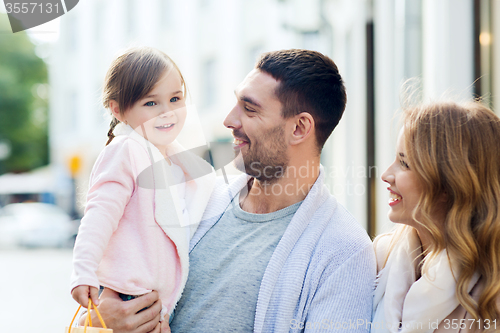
[70, 124, 215, 315]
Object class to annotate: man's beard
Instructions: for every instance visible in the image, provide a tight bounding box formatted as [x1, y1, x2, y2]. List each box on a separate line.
[233, 124, 289, 185]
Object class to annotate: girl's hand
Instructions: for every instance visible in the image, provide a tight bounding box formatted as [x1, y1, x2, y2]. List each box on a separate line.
[72, 285, 100, 308]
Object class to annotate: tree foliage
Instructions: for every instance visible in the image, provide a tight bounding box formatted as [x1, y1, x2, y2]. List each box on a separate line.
[0, 14, 48, 174]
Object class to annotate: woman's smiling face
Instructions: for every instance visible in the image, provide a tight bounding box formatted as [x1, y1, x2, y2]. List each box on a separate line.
[381, 129, 424, 227]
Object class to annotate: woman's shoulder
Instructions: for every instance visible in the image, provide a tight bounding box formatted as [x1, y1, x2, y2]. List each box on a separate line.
[373, 232, 396, 272]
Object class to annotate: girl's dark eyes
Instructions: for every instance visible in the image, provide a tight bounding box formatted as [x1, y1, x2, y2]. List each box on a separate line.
[399, 159, 410, 169]
[170, 96, 180, 102]
[144, 101, 156, 107]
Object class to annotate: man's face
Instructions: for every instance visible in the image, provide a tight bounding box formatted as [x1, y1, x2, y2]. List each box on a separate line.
[223, 69, 289, 184]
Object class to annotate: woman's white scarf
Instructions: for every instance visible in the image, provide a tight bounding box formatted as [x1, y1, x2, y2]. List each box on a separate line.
[372, 229, 480, 333]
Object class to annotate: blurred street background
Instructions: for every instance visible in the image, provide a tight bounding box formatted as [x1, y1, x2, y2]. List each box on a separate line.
[1, 0, 499, 332]
[0, 249, 75, 331]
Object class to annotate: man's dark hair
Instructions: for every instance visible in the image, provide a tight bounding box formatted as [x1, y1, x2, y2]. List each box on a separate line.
[256, 49, 347, 152]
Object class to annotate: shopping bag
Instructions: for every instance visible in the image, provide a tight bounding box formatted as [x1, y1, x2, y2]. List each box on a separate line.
[65, 298, 113, 333]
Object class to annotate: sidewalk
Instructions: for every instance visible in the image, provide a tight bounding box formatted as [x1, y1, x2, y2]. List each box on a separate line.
[0, 249, 76, 333]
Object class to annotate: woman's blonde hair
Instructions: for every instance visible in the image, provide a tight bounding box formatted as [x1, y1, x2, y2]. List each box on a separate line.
[401, 100, 500, 322]
[102, 47, 186, 145]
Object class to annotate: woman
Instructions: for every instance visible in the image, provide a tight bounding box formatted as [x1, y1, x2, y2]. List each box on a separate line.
[373, 101, 500, 333]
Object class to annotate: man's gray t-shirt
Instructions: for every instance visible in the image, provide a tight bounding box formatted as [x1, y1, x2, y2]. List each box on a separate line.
[169, 192, 302, 332]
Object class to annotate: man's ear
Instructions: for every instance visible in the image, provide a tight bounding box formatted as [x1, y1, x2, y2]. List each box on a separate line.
[290, 112, 314, 146]
[109, 100, 125, 123]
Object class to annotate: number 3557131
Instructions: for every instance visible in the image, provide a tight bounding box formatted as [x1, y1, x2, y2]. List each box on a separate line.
[5, 2, 60, 14]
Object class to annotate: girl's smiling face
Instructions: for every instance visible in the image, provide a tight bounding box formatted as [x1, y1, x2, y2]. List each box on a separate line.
[111, 69, 186, 156]
[381, 129, 424, 227]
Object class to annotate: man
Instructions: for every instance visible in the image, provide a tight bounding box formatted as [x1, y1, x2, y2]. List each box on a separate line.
[92, 49, 375, 332]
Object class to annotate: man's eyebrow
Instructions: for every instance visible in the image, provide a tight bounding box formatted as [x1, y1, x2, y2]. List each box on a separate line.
[234, 90, 262, 108]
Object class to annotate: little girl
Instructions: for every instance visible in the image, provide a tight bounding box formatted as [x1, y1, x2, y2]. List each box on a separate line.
[70, 47, 215, 321]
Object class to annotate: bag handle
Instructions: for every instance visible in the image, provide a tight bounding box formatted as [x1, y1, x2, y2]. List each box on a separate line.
[68, 298, 108, 332]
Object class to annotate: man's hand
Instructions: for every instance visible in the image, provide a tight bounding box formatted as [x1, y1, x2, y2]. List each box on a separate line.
[72, 285, 99, 308]
[79, 288, 162, 333]
[160, 321, 171, 333]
